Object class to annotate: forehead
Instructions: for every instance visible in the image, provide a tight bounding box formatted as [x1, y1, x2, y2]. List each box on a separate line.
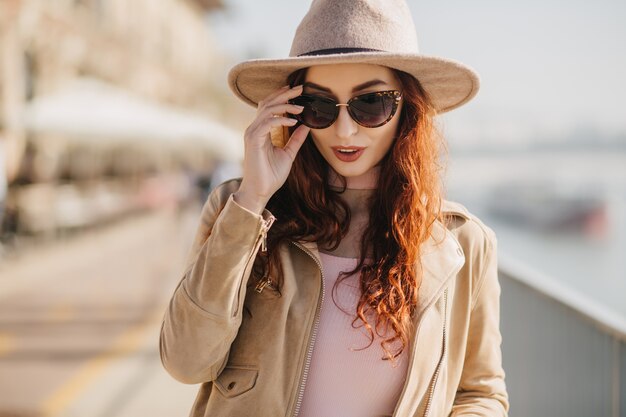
[304, 63, 399, 93]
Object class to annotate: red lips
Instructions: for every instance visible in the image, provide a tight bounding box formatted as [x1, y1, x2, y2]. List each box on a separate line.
[331, 146, 366, 162]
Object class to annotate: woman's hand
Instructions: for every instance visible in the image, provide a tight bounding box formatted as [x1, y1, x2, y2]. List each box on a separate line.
[234, 84, 311, 214]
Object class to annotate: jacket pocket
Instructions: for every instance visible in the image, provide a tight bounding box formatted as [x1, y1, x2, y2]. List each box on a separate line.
[214, 365, 259, 398]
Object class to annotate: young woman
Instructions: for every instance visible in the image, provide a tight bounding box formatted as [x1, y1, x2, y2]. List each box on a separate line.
[160, 1, 509, 416]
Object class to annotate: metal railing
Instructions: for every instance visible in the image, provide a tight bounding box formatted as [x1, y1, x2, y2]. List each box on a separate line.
[499, 252, 626, 417]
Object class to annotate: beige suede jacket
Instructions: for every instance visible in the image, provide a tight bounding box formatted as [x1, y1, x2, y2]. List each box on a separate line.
[159, 178, 509, 417]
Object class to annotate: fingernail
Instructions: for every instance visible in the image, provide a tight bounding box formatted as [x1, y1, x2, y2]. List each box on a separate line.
[293, 105, 304, 109]
[286, 118, 298, 124]
[292, 84, 303, 90]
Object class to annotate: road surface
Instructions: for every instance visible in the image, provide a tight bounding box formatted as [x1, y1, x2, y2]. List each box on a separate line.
[0, 205, 204, 417]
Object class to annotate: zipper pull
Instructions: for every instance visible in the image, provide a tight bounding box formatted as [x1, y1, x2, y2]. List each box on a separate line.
[254, 275, 272, 293]
[260, 214, 276, 253]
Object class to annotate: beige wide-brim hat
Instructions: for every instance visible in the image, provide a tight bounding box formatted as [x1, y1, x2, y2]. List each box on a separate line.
[228, 0, 480, 114]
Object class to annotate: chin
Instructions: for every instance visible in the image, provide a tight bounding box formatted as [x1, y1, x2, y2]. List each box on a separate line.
[329, 162, 370, 178]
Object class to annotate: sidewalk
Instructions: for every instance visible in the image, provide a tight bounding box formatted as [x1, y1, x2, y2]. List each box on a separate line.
[0, 206, 204, 417]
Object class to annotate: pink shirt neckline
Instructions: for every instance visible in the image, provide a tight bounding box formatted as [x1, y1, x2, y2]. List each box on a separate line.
[328, 165, 380, 190]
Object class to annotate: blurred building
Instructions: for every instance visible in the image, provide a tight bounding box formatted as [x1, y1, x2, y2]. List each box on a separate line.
[0, 0, 240, 239]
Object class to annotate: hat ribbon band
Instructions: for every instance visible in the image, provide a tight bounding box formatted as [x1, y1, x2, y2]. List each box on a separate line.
[297, 47, 384, 57]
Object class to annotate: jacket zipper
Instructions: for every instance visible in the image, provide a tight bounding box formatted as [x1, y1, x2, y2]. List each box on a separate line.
[234, 213, 276, 315]
[254, 273, 278, 293]
[290, 241, 325, 417]
[253, 214, 277, 293]
[422, 287, 449, 417]
[391, 287, 449, 417]
[260, 214, 276, 253]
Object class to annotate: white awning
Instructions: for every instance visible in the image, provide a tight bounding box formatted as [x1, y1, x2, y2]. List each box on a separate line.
[22, 77, 243, 161]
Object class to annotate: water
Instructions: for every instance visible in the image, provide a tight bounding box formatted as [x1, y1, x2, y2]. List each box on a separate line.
[447, 148, 626, 318]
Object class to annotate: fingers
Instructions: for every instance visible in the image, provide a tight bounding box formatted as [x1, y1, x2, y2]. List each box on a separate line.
[245, 84, 305, 152]
[282, 124, 311, 161]
[257, 84, 303, 111]
[257, 84, 290, 106]
[261, 115, 298, 130]
[248, 85, 303, 136]
[260, 103, 304, 119]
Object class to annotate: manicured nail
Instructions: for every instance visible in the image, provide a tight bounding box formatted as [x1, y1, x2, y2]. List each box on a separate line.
[292, 84, 303, 90]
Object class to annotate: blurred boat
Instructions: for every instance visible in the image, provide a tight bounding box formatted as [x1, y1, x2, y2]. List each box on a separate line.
[485, 181, 608, 235]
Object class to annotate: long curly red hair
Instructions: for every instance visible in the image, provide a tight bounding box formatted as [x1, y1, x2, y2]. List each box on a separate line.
[249, 67, 447, 365]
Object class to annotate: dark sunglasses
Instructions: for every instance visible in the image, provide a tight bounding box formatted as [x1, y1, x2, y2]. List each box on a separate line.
[288, 90, 402, 129]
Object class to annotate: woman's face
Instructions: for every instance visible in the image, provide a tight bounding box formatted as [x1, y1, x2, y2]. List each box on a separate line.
[303, 63, 403, 179]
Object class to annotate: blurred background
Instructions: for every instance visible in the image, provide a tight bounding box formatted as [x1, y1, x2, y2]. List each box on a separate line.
[0, 0, 624, 416]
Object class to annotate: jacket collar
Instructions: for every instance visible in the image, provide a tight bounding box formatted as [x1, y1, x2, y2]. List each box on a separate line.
[295, 218, 466, 321]
[414, 219, 465, 318]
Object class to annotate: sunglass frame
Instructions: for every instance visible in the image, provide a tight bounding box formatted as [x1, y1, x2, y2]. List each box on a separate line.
[289, 90, 402, 129]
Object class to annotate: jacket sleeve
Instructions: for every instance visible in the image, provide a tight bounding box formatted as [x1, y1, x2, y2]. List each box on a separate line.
[450, 228, 510, 416]
[159, 181, 276, 384]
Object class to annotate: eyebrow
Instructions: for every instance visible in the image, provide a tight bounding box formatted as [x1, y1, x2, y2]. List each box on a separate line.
[303, 79, 389, 94]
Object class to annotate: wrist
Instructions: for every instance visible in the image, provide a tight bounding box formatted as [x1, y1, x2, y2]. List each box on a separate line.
[233, 190, 268, 215]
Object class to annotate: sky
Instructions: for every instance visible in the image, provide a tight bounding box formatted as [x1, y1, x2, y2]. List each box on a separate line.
[207, 0, 626, 148]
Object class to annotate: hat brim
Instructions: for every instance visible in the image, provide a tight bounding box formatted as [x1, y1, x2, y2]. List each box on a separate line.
[227, 52, 480, 114]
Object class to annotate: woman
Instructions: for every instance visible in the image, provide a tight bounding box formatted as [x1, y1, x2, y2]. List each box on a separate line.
[159, 1, 509, 416]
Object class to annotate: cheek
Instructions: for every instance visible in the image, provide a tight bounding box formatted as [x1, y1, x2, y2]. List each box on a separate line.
[372, 123, 399, 152]
[310, 131, 331, 150]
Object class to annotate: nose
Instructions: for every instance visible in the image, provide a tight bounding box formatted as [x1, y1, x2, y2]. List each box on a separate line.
[334, 104, 358, 139]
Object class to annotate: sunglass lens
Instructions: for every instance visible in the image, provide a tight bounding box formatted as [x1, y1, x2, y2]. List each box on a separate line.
[350, 93, 395, 127]
[290, 95, 337, 128]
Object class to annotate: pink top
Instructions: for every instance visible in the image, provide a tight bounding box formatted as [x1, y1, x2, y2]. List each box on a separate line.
[327, 164, 380, 190]
[298, 252, 410, 417]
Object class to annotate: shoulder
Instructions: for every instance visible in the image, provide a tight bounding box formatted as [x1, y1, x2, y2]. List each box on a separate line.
[441, 199, 497, 271]
[441, 200, 498, 304]
[442, 199, 496, 242]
